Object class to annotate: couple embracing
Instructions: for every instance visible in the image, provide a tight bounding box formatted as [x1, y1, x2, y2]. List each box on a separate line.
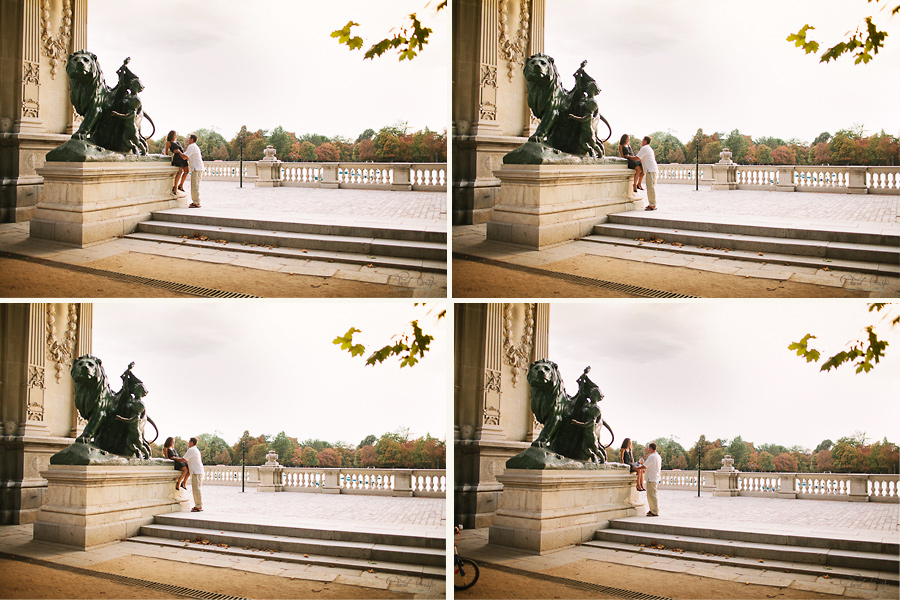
[618, 134, 659, 211]
[163, 131, 204, 208]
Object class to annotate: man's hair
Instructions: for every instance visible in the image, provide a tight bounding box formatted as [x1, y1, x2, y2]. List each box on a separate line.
[189, 437, 198, 445]
[189, 134, 198, 143]
[649, 442, 657, 451]
[643, 135, 652, 145]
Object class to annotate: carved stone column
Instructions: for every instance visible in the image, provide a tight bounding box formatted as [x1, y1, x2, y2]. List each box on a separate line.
[66, 0, 87, 135]
[20, 302, 48, 437]
[475, 303, 504, 441]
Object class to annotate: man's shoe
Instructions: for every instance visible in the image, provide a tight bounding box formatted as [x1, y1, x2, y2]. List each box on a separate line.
[645, 206, 657, 211]
[191, 507, 203, 512]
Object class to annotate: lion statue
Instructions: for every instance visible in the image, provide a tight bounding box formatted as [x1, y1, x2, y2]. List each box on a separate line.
[523, 54, 612, 158]
[70, 355, 157, 458]
[528, 359, 613, 463]
[65, 51, 153, 155]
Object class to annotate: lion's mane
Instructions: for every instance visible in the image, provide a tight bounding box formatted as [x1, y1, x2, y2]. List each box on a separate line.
[71, 355, 114, 427]
[524, 53, 566, 121]
[527, 359, 567, 426]
[66, 51, 108, 120]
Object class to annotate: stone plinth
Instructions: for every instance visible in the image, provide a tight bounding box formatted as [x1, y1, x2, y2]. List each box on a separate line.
[33, 465, 188, 549]
[489, 466, 637, 553]
[487, 164, 641, 249]
[711, 162, 738, 191]
[30, 160, 184, 247]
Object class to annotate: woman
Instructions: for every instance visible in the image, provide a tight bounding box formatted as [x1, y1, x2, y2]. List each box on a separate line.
[620, 437, 646, 492]
[163, 437, 189, 490]
[618, 134, 644, 193]
[163, 131, 189, 195]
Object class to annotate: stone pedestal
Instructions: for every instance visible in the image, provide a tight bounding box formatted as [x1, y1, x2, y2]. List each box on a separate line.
[711, 162, 738, 190]
[775, 166, 796, 193]
[848, 474, 869, 502]
[33, 465, 188, 549]
[30, 160, 184, 247]
[489, 466, 636, 553]
[487, 164, 641, 249]
[255, 156, 282, 188]
[392, 470, 414, 497]
[777, 474, 798, 500]
[847, 166, 868, 195]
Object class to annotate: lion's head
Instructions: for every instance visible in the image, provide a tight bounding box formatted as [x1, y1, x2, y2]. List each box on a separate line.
[524, 53, 563, 119]
[66, 51, 106, 116]
[527, 358, 566, 425]
[71, 354, 112, 420]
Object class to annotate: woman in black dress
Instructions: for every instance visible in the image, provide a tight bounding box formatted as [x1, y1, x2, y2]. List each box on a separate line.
[618, 134, 644, 193]
[164, 130, 189, 195]
[620, 437, 646, 491]
[163, 436, 189, 490]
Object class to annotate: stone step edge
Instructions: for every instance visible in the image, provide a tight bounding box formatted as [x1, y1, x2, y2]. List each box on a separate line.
[593, 224, 900, 259]
[138, 220, 448, 254]
[609, 213, 900, 245]
[582, 540, 900, 585]
[153, 211, 447, 243]
[125, 232, 448, 274]
[582, 235, 900, 277]
[153, 514, 444, 549]
[138, 524, 443, 564]
[608, 519, 899, 554]
[591, 529, 897, 569]
[129, 535, 444, 579]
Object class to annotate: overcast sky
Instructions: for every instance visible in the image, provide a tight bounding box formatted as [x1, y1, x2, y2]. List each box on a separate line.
[88, 0, 448, 141]
[92, 302, 447, 446]
[546, 0, 900, 144]
[548, 301, 900, 452]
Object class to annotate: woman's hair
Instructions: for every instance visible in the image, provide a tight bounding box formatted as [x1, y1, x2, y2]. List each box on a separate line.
[621, 437, 632, 450]
[164, 436, 174, 448]
[166, 130, 176, 142]
[619, 134, 629, 146]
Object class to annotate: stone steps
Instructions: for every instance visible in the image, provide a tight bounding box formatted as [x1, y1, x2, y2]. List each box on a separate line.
[128, 210, 447, 273]
[130, 514, 444, 579]
[584, 213, 900, 277]
[585, 518, 899, 584]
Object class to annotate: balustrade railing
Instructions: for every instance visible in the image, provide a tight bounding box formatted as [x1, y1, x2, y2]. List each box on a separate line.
[659, 469, 898, 502]
[203, 465, 445, 497]
[202, 160, 446, 191]
[661, 163, 900, 194]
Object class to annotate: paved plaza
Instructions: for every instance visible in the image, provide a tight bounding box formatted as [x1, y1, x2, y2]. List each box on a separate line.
[0, 182, 447, 298]
[0, 487, 446, 598]
[458, 490, 899, 599]
[454, 185, 900, 298]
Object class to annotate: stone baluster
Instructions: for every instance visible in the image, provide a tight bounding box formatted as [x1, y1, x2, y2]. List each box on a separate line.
[392, 470, 414, 497]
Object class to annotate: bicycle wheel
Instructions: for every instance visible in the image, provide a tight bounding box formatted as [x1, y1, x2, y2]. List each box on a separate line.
[454, 557, 480, 590]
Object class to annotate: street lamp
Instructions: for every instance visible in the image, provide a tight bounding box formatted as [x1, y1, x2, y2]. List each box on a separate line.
[241, 437, 246, 493]
[239, 134, 244, 189]
[697, 439, 702, 497]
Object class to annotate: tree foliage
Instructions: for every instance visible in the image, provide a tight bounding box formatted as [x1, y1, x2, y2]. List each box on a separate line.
[333, 304, 445, 367]
[788, 2, 898, 64]
[331, 2, 446, 61]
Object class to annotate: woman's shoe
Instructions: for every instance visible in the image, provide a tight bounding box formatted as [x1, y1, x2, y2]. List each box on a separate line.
[637, 184, 644, 190]
[178, 186, 185, 191]
[181, 484, 187, 489]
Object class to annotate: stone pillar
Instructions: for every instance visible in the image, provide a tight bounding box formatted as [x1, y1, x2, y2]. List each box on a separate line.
[713, 454, 740, 497]
[847, 166, 868, 194]
[390, 164, 413, 191]
[318, 164, 339, 189]
[255, 145, 282, 188]
[257, 451, 283, 492]
[776, 473, 798, 499]
[775, 166, 796, 192]
[455, 303, 549, 528]
[848, 474, 869, 502]
[453, 0, 545, 225]
[0, 303, 92, 524]
[321, 469, 341, 494]
[392, 470, 414, 497]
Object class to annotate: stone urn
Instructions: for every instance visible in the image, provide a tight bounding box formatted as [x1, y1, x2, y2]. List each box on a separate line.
[718, 148, 734, 164]
[720, 454, 736, 471]
[262, 145, 277, 162]
[264, 450, 279, 466]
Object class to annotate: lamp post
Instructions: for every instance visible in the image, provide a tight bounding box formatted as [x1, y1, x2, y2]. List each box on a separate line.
[697, 440, 702, 497]
[241, 437, 246, 493]
[239, 134, 244, 189]
[695, 137, 700, 191]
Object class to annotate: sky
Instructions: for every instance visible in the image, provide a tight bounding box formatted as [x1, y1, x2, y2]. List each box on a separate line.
[547, 301, 900, 452]
[546, 0, 900, 145]
[88, 0, 448, 142]
[91, 302, 447, 447]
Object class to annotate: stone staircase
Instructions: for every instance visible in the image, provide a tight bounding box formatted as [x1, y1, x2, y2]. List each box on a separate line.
[129, 513, 445, 579]
[584, 212, 900, 277]
[585, 517, 899, 585]
[126, 210, 447, 273]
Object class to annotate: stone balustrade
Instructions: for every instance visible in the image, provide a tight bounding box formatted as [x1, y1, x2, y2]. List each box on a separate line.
[202, 464, 445, 497]
[202, 159, 447, 191]
[658, 163, 900, 195]
[660, 469, 899, 502]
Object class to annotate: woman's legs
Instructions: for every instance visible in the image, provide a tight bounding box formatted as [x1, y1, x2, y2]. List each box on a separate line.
[637, 467, 645, 490]
[636, 165, 644, 189]
[178, 167, 189, 191]
[179, 466, 189, 488]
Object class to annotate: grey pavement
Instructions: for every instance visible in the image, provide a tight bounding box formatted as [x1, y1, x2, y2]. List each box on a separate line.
[0, 487, 447, 598]
[458, 490, 899, 599]
[0, 182, 447, 297]
[454, 184, 900, 297]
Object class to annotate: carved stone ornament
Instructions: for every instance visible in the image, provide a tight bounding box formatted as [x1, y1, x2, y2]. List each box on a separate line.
[483, 406, 501, 426]
[482, 369, 502, 425]
[46, 304, 78, 382]
[28, 365, 46, 389]
[498, 0, 532, 81]
[27, 397, 45, 422]
[480, 101, 497, 121]
[503, 303, 534, 387]
[40, 0, 74, 79]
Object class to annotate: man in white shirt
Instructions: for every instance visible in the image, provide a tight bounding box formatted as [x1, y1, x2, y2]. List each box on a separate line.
[643, 441, 662, 516]
[183, 134, 205, 208]
[183, 436, 205, 511]
[635, 135, 659, 211]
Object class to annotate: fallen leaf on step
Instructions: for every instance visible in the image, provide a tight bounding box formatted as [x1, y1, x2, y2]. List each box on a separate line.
[304, 554, 308, 557]
[758, 252, 763, 256]
[367, 569, 375, 573]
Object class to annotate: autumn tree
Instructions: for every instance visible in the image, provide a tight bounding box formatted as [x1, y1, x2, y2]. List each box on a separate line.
[331, 2, 446, 61]
[317, 447, 342, 467]
[315, 142, 340, 162]
[788, 2, 898, 64]
[772, 145, 797, 165]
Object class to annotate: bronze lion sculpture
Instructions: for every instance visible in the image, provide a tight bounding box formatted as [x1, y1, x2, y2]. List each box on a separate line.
[71, 355, 157, 458]
[528, 359, 613, 463]
[523, 54, 611, 158]
[66, 51, 153, 155]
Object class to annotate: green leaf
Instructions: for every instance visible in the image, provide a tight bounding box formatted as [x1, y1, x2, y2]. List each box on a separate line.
[332, 327, 365, 357]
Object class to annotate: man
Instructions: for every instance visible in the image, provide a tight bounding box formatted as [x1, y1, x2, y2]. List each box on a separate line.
[644, 441, 662, 516]
[183, 134, 204, 208]
[183, 436, 204, 512]
[636, 135, 659, 210]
